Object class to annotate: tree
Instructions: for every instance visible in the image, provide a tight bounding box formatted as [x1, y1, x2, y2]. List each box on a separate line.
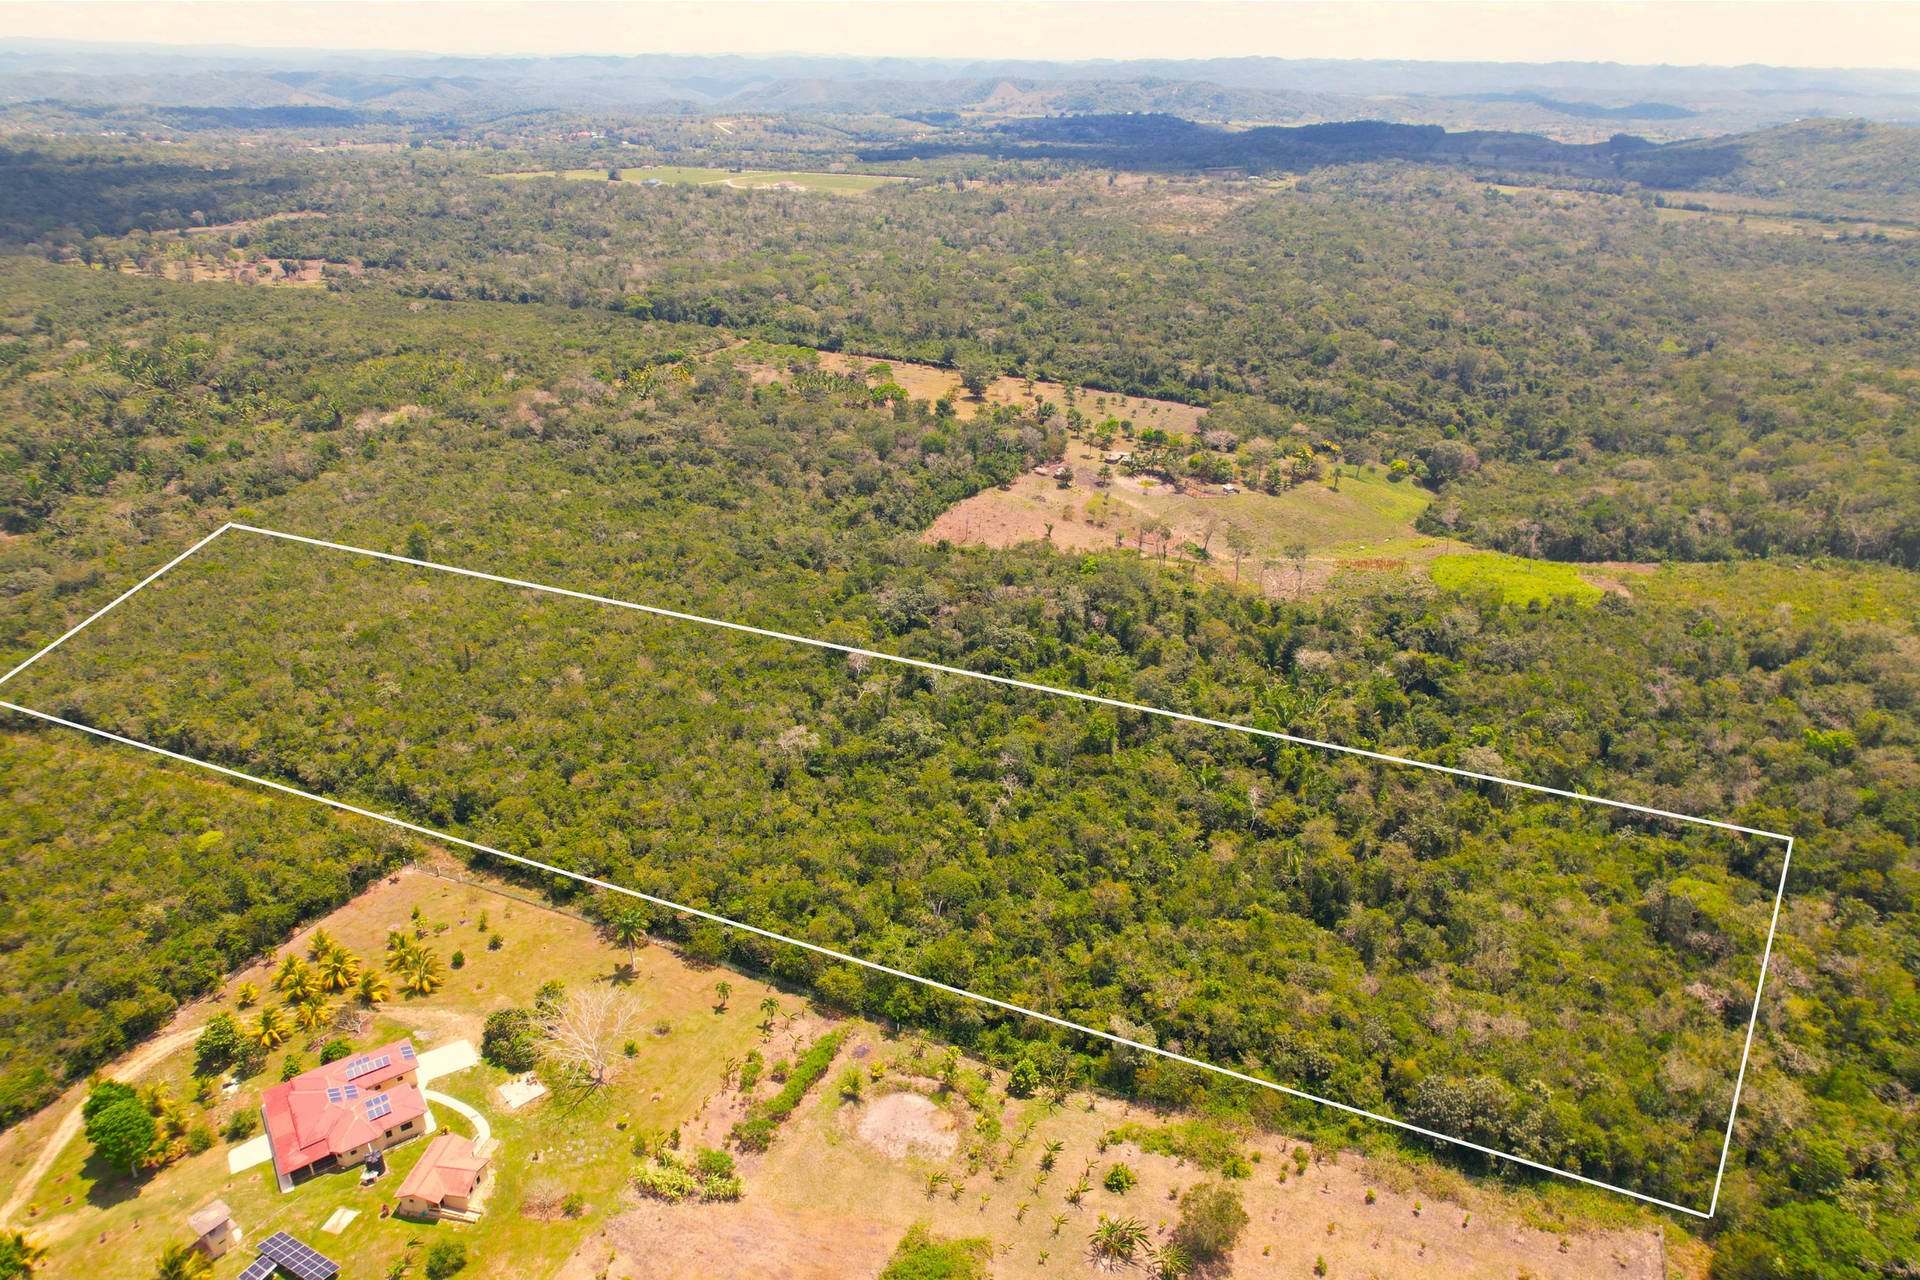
[1198, 513, 1222, 557]
[957, 356, 996, 399]
[481, 1008, 541, 1072]
[293, 994, 333, 1033]
[357, 970, 392, 1006]
[1285, 540, 1309, 595]
[0, 1229, 48, 1278]
[193, 1014, 244, 1074]
[150, 1241, 212, 1280]
[400, 949, 445, 997]
[253, 1007, 290, 1048]
[715, 981, 732, 1010]
[318, 948, 361, 992]
[759, 996, 780, 1031]
[423, 1239, 467, 1280]
[609, 908, 648, 967]
[406, 523, 431, 560]
[532, 987, 643, 1088]
[234, 981, 258, 1008]
[273, 953, 309, 992]
[1173, 1183, 1247, 1260]
[1224, 523, 1253, 581]
[86, 1097, 157, 1173]
[305, 927, 337, 961]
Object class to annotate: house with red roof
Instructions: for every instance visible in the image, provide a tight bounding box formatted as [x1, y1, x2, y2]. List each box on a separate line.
[393, 1133, 493, 1221]
[260, 1039, 430, 1189]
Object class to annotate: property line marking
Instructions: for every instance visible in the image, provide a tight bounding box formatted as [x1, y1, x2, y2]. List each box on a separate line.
[0, 521, 1795, 1218]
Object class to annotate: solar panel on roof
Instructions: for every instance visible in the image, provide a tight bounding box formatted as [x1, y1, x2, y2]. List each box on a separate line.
[344, 1084, 359, 1100]
[400, 1043, 416, 1060]
[254, 1230, 340, 1280]
[343, 1054, 391, 1080]
[325, 1087, 341, 1103]
[364, 1093, 393, 1122]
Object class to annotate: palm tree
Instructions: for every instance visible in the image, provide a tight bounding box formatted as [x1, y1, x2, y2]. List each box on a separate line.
[609, 909, 648, 967]
[356, 970, 392, 1007]
[273, 952, 307, 992]
[386, 936, 423, 974]
[280, 967, 321, 1007]
[234, 980, 259, 1008]
[400, 949, 444, 997]
[758, 996, 779, 1031]
[0, 1230, 48, 1276]
[305, 927, 337, 962]
[151, 1240, 213, 1280]
[253, 1006, 290, 1048]
[318, 948, 361, 992]
[293, 995, 333, 1033]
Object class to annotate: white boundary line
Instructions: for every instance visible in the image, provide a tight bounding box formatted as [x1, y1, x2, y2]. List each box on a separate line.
[0, 522, 1795, 1219]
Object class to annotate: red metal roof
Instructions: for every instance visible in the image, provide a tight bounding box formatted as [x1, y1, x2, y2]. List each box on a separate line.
[261, 1039, 427, 1173]
[395, 1133, 489, 1207]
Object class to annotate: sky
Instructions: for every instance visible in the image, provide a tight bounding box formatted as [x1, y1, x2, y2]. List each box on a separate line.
[1, 1, 1917, 70]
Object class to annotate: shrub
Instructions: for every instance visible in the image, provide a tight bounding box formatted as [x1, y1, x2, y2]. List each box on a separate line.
[481, 1008, 540, 1072]
[534, 979, 566, 1010]
[694, 1147, 735, 1179]
[319, 1039, 353, 1064]
[423, 1238, 467, 1280]
[488, 932, 503, 951]
[1174, 1183, 1248, 1260]
[224, 1110, 260, 1142]
[186, 1124, 217, 1155]
[193, 1013, 246, 1074]
[1006, 1057, 1042, 1097]
[279, 1054, 304, 1082]
[1104, 1163, 1138, 1194]
[233, 1041, 268, 1079]
[878, 1222, 990, 1280]
[840, 1066, 865, 1099]
[634, 1151, 742, 1202]
[729, 1030, 848, 1153]
[561, 1191, 585, 1218]
[623, 1039, 638, 1057]
[86, 1097, 157, 1173]
[450, 950, 466, 970]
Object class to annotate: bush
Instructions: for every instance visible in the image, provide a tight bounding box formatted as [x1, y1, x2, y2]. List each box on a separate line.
[729, 1031, 847, 1153]
[224, 1110, 260, 1142]
[1174, 1182, 1248, 1260]
[481, 1008, 540, 1072]
[319, 1040, 353, 1064]
[186, 1124, 217, 1155]
[561, 1191, 585, 1218]
[86, 1097, 157, 1173]
[633, 1151, 741, 1202]
[423, 1238, 467, 1280]
[1104, 1163, 1138, 1194]
[878, 1222, 990, 1280]
[279, 1054, 304, 1082]
[840, 1066, 865, 1099]
[1006, 1057, 1042, 1098]
[193, 1013, 245, 1074]
[694, 1147, 735, 1179]
[450, 950, 465, 969]
[233, 1041, 268, 1079]
[488, 932, 503, 951]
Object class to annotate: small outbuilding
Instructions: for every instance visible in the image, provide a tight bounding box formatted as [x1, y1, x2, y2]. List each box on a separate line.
[188, 1198, 237, 1259]
[393, 1133, 492, 1221]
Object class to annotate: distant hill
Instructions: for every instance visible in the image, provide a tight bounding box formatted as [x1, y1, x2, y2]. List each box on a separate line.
[1617, 118, 1920, 212]
[3, 41, 1919, 142]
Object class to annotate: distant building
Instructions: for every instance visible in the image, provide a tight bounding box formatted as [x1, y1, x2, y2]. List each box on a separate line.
[393, 1133, 492, 1220]
[188, 1198, 237, 1259]
[1103, 451, 1132, 465]
[261, 1040, 428, 1189]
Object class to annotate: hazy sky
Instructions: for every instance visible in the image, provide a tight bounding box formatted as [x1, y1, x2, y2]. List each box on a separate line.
[2, 1, 1917, 70]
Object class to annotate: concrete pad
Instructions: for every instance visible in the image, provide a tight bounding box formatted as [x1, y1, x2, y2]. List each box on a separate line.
[414, 1039, 478, 1085]
[320, 1207, 358, 1234]
[227, 1133, 273, 1174]
[497, 1078, 549, 1110]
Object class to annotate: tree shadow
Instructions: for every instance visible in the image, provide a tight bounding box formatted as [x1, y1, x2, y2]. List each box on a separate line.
[79, 1151, 145, 1212]
[598, 964, 638, 988]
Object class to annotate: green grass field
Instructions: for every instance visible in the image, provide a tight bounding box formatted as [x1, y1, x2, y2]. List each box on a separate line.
[1427, 552, 1604, 606]
[498, 167, 904, 194]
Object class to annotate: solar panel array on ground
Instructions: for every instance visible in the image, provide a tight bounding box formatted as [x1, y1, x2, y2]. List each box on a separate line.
[251, 1230, 340, 1280]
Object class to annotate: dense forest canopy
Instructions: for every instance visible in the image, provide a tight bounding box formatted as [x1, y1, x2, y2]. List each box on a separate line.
[0, 113, 1915, 1278]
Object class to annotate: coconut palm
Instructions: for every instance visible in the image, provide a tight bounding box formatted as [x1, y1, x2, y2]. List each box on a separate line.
[280, 966, 321, 1006]
[318, 948, 361, 992]
[356, 970, 392, 1007]
[0, 1230, 48, 1276]
[305, 927, 338, 962]
[400, 949, 444, 997]
[386, 935, 424, 973]
[609, 908, 648, 967]
[253, 1006, 290, 1048]
[151, 1239, 213, 1280]
[234, 980, 259, 1008]
[273, 952, 307, 991]
[293, 994, 333, 1033]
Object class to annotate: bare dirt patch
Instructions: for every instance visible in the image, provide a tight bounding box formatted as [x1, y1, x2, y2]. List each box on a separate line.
[853, 1090, 957, 1162]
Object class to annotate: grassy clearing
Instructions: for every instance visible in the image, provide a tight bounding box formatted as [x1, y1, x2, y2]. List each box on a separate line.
[1427, 553, 1603, 607]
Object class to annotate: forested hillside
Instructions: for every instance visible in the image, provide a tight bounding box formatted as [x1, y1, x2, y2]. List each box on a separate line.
[0, 119, 1916, 1279]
